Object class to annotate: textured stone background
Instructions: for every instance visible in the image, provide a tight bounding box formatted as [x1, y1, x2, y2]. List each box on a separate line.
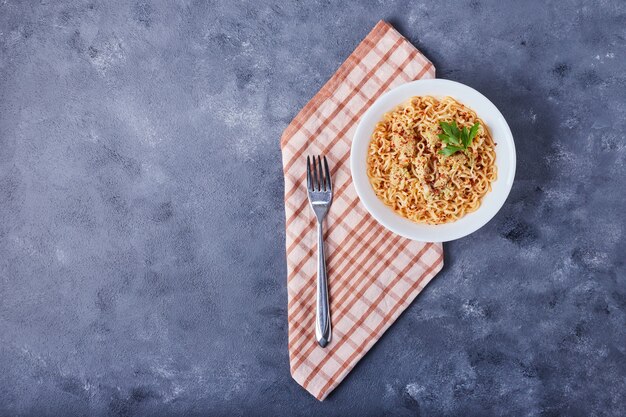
[1, 0, 625, 416]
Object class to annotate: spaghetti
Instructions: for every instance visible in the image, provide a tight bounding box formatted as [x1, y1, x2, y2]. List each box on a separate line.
[367, 96, 497, 224]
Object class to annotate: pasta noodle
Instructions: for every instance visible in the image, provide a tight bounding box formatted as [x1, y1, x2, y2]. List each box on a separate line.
[367, 96, 497, 224]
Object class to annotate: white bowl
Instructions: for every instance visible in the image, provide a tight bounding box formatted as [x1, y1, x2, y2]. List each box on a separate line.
[350, 79, 516, 242]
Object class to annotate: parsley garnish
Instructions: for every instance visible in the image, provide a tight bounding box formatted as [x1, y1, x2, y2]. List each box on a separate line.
[437, 121, 480, 156]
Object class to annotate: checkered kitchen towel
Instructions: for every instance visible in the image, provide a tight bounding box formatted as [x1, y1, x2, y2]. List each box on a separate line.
[280, 21, 444, 400]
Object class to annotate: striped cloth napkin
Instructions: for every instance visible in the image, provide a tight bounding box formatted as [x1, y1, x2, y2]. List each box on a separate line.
[280, 20, 444, 400]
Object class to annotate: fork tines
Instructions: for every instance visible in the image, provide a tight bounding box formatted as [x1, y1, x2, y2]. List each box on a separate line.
[306, 155, 332, 192]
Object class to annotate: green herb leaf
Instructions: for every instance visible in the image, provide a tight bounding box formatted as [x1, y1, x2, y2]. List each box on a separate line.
[438, 145, 464, 156]
[437, 120, 482, 157]
[467, 122, 480, 146]
[461, 127, 469, 147]
[437, 133, 453, 144]
[437, 122, 460, 146]
[450, 121, 460, 138]
[440, 122, 454, 137]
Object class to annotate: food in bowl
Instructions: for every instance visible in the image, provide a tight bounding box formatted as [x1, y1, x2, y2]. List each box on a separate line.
[366, 96, 497, 224]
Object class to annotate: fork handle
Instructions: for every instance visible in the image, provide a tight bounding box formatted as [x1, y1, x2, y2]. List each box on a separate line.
[315, 220, 332, 347]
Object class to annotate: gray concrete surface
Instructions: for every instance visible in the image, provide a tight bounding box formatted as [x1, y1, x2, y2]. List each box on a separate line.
[1, 0, 625, 416]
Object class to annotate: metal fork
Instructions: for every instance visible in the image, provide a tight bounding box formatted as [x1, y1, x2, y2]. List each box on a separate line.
[306, 155, 333, 348]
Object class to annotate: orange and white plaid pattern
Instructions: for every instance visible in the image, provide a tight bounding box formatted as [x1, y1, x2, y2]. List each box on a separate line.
[280, 21, 444, 400]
